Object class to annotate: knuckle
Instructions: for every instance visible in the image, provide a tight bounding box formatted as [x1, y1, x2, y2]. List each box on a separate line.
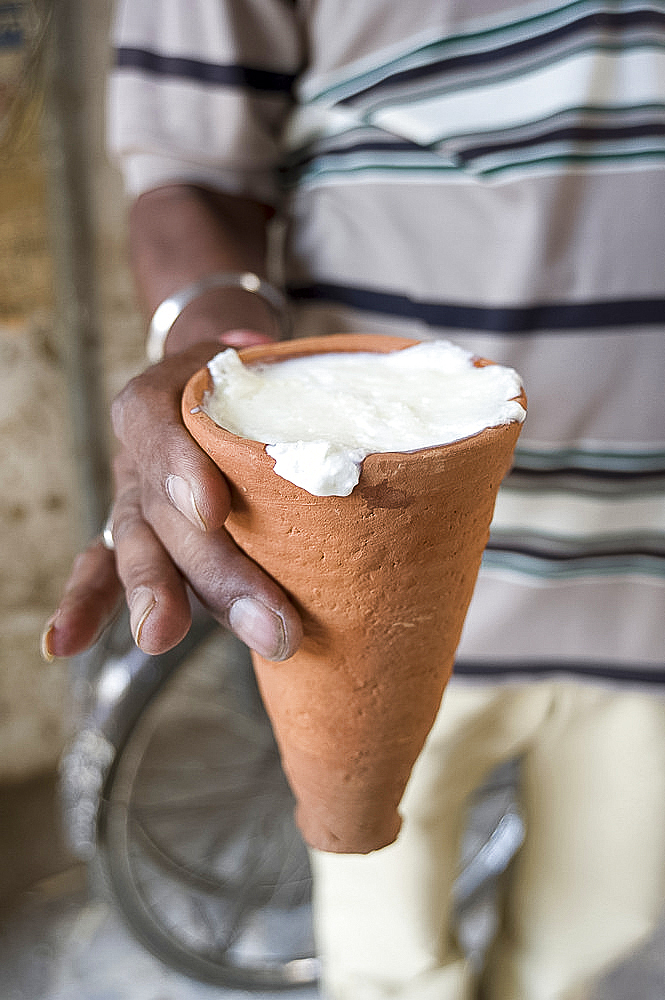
[111, 372, 160, 439]
[110, 378, 137, 437]
[121, 558, 158, 590]
[69, 547, 95, 578]
[112, 487, 147, 545]
[112, 449, 135, 483]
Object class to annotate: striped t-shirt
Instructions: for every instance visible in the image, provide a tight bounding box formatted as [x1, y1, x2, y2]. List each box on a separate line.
[109, 0, 665, 687]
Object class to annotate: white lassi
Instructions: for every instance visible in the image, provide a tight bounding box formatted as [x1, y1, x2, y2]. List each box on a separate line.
[203, 340, 525, 497]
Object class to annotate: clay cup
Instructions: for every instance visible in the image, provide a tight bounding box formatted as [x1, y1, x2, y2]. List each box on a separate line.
[182, 334, 526, 854]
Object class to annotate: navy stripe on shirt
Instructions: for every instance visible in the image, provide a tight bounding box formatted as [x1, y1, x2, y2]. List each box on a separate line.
[115, 46, 296, 94]
[337, 8, 665, 106]
[454, 659, 665, 684]
[287, 282, 665, 333]
[457, 120, 665, 166]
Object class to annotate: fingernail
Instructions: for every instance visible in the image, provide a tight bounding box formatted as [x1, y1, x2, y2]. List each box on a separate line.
[129, 587, 156, 648]
[229, 597, 288, 661]
[40, 620, 56, 662]
[165, 474, 207, 530]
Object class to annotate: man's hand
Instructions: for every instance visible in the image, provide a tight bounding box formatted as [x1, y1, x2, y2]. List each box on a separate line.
[42, 334, 304, 662]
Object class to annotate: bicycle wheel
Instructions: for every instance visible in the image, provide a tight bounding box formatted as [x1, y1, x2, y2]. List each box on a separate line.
[94, 625, 319, 990]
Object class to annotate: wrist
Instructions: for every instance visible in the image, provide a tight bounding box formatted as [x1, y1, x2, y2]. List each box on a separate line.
[147, 272, 289, 362]
[163, 285, 281, 356]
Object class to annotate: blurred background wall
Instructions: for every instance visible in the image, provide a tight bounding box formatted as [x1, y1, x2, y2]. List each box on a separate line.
[0, 0, 142, 783]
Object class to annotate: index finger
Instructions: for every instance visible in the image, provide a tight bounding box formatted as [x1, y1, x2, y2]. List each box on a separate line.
[111, 342, 230, 532]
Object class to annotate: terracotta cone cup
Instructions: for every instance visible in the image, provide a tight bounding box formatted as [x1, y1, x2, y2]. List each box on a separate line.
[182, 334, 526, 854]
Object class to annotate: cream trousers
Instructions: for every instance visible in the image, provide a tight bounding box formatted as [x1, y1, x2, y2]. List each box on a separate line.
[311, 679, 665, 1000]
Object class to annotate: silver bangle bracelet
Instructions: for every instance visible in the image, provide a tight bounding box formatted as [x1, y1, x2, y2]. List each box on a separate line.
[146, 271, 289, 364]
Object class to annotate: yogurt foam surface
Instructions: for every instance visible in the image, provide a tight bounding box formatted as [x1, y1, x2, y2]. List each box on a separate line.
[203, 340, 525, 496]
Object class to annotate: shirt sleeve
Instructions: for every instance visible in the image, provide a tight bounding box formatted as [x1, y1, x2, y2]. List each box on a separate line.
[107, 0, 302, 206]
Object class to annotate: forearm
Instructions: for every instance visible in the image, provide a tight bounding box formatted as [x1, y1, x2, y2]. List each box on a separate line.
[129, 185, 282, 356]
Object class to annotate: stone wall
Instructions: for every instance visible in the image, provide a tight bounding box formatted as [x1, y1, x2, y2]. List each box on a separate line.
[0, 0, 142, 781]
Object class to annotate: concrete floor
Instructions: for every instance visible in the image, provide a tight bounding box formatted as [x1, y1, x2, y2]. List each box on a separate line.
[0, 867, 319, 1000]
[0, 774, 318, 1000]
